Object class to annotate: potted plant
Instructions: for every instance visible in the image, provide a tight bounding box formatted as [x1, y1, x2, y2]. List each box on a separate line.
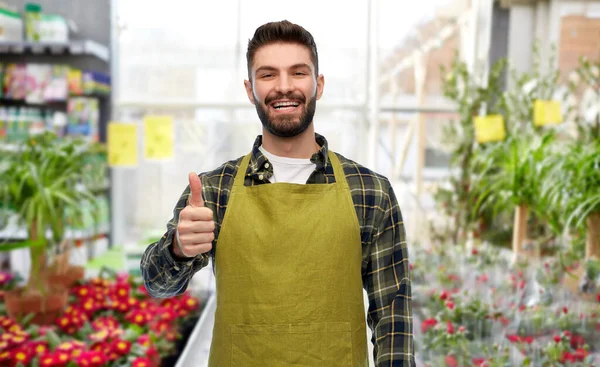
[436, 54, 509, 245]
[471, 132, 556, 262]
[0, 132, 99, 323]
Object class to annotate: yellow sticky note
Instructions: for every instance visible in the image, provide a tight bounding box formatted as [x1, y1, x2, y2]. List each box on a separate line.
[107, 123, 138, 166]
[144, 116, 174, 160]
[534, 100, 562, 126]
[474, 115, 506, 143]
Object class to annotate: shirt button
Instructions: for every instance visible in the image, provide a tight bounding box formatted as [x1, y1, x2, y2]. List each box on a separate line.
[259, 174, 264, 180]
[265, 163, 270, 169]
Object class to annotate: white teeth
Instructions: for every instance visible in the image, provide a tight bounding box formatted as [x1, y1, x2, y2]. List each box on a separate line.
[273, 101, 299, 108]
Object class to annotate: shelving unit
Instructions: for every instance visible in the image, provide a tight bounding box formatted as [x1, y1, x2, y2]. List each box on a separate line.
[0, 40, 109, 61]
[0, 34, 113, 274]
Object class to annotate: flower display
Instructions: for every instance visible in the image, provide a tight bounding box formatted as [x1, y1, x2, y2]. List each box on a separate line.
[414, 243, 600, 366]
[0, 271, 202, 367]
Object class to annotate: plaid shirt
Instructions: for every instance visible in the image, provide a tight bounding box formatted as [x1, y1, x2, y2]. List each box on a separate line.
[141, 133, 415, 366]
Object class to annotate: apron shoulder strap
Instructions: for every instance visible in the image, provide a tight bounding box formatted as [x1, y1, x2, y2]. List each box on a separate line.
[327, 150, 350, 190]
[233, 153, 252, 188]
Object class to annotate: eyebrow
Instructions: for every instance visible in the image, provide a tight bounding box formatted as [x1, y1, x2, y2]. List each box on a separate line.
[255, 63, 312, 74]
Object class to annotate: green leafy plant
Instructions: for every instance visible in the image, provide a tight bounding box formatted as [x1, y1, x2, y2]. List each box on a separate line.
[471, 133, 556, 258]
[0, 132, 99, 293]
[436, 54, 509, 244]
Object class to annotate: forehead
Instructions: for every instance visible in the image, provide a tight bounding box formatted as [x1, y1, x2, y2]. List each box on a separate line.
[251, 42, 314, 71]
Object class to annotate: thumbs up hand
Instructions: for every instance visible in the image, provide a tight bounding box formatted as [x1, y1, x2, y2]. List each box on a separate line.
[174, 173, 215, 258]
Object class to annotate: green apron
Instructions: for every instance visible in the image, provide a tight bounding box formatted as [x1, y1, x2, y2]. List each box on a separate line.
[208, 150, 368, 366]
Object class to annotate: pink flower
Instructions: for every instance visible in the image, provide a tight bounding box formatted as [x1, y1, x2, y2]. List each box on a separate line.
[446, 301, 455, 310]
[445, 355, 458, 367]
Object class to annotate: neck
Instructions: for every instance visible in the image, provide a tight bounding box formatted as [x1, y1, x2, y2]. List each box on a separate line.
[261, 124, 320, 158]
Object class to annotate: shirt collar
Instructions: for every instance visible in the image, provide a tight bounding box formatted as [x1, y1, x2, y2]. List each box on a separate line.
[247, 133, 330, 178]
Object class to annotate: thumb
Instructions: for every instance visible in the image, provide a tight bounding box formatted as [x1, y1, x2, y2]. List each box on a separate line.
[188, 172, 204, 207]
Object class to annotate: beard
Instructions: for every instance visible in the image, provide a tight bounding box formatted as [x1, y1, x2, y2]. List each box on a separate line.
[254, 91, 317, 138]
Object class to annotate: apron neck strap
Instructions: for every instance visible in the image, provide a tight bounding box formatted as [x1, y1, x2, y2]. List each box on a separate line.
[327, 150, 349, 189]
[233, 153, 252, 188]
[232, 149, 348, 189]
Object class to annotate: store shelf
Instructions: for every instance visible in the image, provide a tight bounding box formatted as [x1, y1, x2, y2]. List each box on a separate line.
[0, 40, 109, 62]
[175, 293, 216, 367]
[0, 223, 110, 241]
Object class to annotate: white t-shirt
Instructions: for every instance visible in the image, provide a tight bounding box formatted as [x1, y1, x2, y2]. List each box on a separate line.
[259, 146, 316, 184]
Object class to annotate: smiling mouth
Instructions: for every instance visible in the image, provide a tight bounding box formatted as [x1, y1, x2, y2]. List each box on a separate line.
[270, 100, 301, 113]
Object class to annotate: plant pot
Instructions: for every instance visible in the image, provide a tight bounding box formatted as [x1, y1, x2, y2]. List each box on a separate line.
[4, 286, 68, 325]
[47, 265, 85, 288]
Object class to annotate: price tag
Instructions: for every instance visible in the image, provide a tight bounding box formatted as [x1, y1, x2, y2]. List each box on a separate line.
[107, 123, 138, 166]
[474, 115, 506, 143]
[533, 100, 562, 126]
[144, 115, 174, 160]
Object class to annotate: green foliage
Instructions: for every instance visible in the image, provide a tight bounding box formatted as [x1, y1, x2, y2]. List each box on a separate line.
[0, 132, 102, 291]
[436, 53, 509, 243]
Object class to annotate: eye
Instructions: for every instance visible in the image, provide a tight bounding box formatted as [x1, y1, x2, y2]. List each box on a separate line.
[294, 72, 306, 76]
[260, 74, 273, 79]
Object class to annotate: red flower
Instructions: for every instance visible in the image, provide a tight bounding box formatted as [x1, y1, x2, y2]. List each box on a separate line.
[112, 281, 131, 300]
[446, 321, 455, 335]
[76, 350, 106, 367]
[554, 335, 562, 343]
[597, 293, 600, 303]
[39, 353, 59, 367]
[137, 284, 150, 296]
[572, 348, 588, 361]
[420, 318, 437, 333]
[570, 334, 585, 349]
[507, 334, 521, 343]
[11, 347, 33, 366]
[472, 357, 488, 367]
[446, 301, 455, 310]
[497, 317, 509, 326]
[126, 310, 152, 326]
[440, 290, 450, 301]
[133, 357, 153, 367]
[112, 339, 132, 355]
[563, 306, 569, 314]
[181, 296, 200, 311]
[522, 336, 534, 344]
[445, 354, 458, 367]
[28, 341, 49, 356]
[137, 334, 152, 348]
[0, 316, 15, 330]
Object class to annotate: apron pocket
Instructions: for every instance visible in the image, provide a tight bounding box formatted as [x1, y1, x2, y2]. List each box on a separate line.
[231, 322, 352, 367]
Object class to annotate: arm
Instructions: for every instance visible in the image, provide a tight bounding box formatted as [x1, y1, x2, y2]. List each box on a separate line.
[140, 181, 211, 298]
[364, 182, 415, 366]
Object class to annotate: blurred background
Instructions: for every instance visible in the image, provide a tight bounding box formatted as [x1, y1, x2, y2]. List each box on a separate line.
[1, 0, 599, 366]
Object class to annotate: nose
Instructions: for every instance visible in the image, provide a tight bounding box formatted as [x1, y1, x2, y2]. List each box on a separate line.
[274, 74, 292, 94]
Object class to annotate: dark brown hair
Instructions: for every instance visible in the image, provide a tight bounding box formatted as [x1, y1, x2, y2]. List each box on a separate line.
[246, 20, 319, 79]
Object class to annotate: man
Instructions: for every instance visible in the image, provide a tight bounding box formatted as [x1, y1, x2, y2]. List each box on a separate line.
[141, 20, 415, 367]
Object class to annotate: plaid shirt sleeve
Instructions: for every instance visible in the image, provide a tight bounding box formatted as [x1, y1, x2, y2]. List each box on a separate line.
[365, 181, 415, 367]
[140, 177, 211, 299]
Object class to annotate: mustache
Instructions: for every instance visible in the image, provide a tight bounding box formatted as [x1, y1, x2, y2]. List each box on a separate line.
[265, 93, 306, 105]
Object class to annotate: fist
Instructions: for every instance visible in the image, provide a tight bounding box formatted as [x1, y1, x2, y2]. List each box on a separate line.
[174, 172, 215, 258]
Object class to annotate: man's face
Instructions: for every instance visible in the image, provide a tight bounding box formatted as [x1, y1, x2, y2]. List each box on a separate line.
[244, 43, 324, 138]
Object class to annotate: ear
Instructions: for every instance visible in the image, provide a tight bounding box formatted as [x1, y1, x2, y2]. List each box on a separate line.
[244, 79, 255, 105]
[315, 74, 325, 100]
